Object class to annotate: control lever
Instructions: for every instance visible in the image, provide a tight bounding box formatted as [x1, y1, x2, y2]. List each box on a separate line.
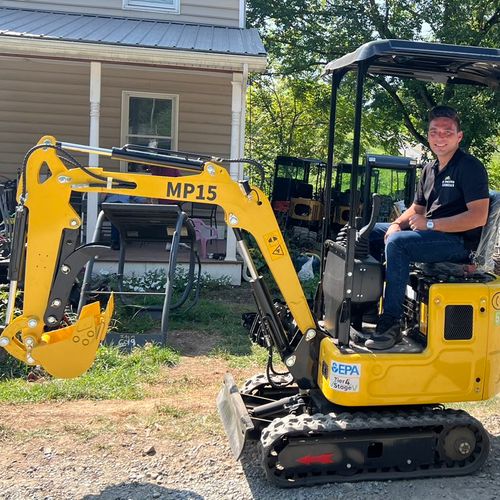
[358, 194, 382, 242]
[354, 194, 381, 258]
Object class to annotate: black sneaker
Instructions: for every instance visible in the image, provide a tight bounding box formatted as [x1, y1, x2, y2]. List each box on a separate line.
[365, 315, 402, 350]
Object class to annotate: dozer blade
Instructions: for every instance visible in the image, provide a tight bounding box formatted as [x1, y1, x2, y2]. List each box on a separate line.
[32, 295, 114, 378]
[217, 373, 254, 459]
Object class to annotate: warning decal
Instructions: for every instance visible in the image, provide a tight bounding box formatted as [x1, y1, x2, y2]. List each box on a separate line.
[264, 231, 286, 261]
[492, 292, 500, 310]
[272, 245, 284, 256]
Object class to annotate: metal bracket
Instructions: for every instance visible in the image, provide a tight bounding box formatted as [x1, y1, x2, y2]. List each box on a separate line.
[44, 243, 112, 325]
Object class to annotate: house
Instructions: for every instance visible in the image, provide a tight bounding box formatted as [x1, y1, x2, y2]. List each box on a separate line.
[0, 0, 267, 284]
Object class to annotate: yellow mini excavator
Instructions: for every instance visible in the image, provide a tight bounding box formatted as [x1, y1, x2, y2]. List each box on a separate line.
[1, 40, 499, 488]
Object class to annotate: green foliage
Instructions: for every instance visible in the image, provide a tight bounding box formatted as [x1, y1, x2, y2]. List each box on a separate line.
[170, 295, 254, 356]
[247, 0, 499, 167]
[0, 344, 179, 403]
[247, 76, 332, 190]
[104, 269, 233, 333]
[0, 286, 20, 325]
[97, 268, 232, 299]
[487, 151, 500, 191]
[0, 350, 31, 380]
[112, 305, 158, 334]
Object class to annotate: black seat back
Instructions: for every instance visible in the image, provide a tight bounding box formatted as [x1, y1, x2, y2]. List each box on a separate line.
[416, 191, 500, 277]
[475, 190, 500, 272]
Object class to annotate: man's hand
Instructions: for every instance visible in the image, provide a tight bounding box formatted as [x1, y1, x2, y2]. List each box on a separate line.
[384, 223, 401, 242]
[408, 214, 429, 231]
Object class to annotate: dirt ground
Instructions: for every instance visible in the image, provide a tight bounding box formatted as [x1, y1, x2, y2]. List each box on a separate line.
[0, 332, 499, 500]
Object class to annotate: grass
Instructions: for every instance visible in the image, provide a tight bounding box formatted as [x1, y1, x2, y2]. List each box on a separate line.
[111, 306, 158, 334]
[168, 288, 269, 366]
[0, 344, 179, 403]
[145, 406, 224, 440]
[0, 282, 264, 403]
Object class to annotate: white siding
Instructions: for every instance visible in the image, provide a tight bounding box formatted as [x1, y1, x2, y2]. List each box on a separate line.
[0, 57, 232, 178]
[0, 0, 241, 27]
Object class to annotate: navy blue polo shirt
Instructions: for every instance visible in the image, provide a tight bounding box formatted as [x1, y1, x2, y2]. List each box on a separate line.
[414, 149, 489, 249]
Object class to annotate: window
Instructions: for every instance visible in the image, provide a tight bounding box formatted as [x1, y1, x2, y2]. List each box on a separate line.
[121, 91, 178, 171]
[123, 0, 179, 14]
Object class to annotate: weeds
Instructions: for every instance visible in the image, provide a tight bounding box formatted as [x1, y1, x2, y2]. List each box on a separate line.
[155, 404, 187, 418]
[0, 423, 12, 442]
[0, 286, 21, 325]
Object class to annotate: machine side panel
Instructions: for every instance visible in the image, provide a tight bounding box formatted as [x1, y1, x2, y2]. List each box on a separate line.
[484, 279, 500, 399]
[317, 282, 491, 406]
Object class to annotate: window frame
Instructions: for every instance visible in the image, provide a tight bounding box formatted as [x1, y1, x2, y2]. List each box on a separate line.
[121, 90, 179, 172]
[123, 0, 180, 15]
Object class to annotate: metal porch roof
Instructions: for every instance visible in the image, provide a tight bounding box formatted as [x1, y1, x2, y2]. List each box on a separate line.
[0, 7, 266, 58]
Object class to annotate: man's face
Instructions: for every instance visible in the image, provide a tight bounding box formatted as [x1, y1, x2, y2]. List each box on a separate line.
[428, 117, 463, 159]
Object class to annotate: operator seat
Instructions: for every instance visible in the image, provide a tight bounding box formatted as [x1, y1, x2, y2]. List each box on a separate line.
[415, 191, 500, 277]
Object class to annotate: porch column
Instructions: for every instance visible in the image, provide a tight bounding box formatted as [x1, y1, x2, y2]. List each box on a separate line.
[239, 0, 246, 28]
[239, 64, 249, 173]
[226, 73, 244, 261]
[86, 61, 101, 242]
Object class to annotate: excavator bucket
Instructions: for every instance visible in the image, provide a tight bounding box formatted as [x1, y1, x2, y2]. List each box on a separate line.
[0, 296, 114, 378]
[9, 296, 114, 379]
[216, 373, 254, 459]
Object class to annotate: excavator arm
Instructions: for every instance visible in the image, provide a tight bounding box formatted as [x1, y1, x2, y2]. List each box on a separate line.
[0, 136, 316, 378]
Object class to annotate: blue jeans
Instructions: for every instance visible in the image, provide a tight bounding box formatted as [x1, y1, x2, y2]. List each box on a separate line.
[369, 223, 470, 319]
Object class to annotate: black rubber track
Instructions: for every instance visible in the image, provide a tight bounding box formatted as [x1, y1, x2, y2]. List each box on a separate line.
[260, 408, 490, 488]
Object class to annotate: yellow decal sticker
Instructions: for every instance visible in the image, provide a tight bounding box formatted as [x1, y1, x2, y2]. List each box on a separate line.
[492, 292, 500, 310]
[264, 231, 286, 261]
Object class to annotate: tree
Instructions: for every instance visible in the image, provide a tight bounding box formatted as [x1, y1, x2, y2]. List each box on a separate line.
[246, 75, 380, 192]
[246, 76, 330, 190]
[247, 0, 499, 181]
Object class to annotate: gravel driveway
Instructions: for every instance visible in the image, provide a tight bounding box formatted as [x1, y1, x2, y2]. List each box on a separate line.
[1, 410, 498, 500]
[1, 354, 498, 500]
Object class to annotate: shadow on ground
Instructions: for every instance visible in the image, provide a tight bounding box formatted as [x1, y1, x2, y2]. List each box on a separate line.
[83, 483, 204, 500]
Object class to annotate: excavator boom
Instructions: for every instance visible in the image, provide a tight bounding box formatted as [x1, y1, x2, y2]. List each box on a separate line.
[0, 136, 315, 378]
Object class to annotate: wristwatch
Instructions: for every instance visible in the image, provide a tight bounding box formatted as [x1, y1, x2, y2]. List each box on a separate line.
[426, 219, 435, 230]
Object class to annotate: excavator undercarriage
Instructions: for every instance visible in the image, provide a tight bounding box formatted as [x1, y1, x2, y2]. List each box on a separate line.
[221, 364, 491, 487]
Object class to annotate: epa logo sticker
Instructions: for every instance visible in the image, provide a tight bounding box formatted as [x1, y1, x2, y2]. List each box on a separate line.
[330, 362, 361, 393]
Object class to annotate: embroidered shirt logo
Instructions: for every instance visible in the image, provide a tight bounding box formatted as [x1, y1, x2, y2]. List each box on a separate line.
[442, 176, 455, 188]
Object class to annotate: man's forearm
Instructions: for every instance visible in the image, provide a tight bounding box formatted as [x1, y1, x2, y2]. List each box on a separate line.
[393, 204, 423, 229]
[433, 198, 489, 233]
[433, 212, 485, 232]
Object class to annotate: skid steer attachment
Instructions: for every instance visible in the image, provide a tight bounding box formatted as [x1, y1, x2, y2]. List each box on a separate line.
[217, 373, 254, 459]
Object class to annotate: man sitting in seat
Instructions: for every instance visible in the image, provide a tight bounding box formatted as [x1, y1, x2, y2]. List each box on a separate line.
[366, 105, 490, 350]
